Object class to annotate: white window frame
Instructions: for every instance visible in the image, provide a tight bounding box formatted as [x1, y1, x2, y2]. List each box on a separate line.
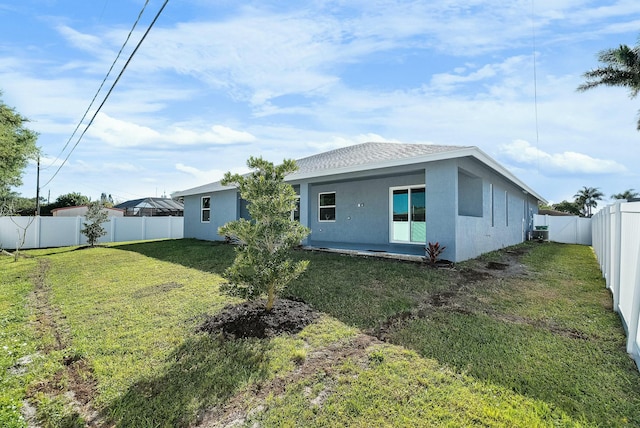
[318, 192, 336, 222]
[201, 196, 211, 223]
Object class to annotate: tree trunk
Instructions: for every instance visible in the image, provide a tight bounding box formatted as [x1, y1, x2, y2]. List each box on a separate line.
[265, 285, 275, 311]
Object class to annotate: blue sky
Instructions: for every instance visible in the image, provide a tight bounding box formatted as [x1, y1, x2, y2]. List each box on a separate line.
[1, 0, 639, 206]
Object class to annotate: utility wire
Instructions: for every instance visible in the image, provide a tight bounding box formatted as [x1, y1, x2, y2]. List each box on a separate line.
[531, 0, 541, 173]
[44, 0, 150, 170]
[41, 0, 169, 190]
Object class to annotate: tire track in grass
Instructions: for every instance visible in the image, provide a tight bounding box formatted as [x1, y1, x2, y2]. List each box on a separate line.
[25, 259, 104, 427]
[195, 333, 380, 427]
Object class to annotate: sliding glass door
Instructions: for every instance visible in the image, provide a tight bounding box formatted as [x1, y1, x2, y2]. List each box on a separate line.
[390, 186, 425, 243]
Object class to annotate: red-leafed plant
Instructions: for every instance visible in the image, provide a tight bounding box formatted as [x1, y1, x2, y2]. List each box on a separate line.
[425, 241, 446, 265]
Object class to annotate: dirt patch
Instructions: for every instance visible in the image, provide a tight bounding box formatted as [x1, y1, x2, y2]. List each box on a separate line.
[486, 261, 509, 270]
[133, 282, 184, 298]
[493, 313, 591, 340]
[24, 259, 103, 427]
[198, 298, 320, 339]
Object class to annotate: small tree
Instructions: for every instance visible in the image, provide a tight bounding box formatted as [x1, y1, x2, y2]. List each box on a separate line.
[611, 189, 640, 201]
[81, 201, 109, 247]
[218, 157, 311, 311]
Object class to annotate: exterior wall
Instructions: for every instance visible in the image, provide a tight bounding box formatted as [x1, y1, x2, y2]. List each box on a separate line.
[306, 172, 426, 255]
[455, 157, 538, 261]
[425, 160, 457, 261]
[52, 206, 124, 217]
[183, 189, 237, 241]
[179, 157, 542, 262]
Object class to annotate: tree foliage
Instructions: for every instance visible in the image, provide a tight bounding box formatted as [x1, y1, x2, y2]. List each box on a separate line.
[40, 192, 91, 216]
[551, 200, 582, 216]
[218, 157, 310, 311]
[0, 92, 39, 197]
[611, 189, 639, 201]
[578, 38, 640, 130]
[0, 192, 44, 216]
[574, 186, 604, 217]
[81, 201, 109, 247]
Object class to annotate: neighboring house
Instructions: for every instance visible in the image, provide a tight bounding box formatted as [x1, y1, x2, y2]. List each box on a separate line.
[172, 142, 546, 262]
[52, 205, 124, 217]
[115, 197, 184, 217]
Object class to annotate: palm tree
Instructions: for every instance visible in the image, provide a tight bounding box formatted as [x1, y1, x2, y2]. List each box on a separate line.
[577, 39, 640, 130]
[574, 186, 604, 217]
[611, 189, 640, 201]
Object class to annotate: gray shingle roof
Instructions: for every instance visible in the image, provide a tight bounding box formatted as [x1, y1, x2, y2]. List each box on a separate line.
[294, 142, 471, 174]
[172, 142, 545, 203]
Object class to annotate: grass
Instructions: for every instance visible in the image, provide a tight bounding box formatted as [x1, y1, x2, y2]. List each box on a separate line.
[1, 239, 639, 427]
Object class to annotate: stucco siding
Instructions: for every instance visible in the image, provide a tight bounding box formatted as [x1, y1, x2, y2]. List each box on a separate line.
[425, 160, 458, 261]
[306, 172, 425, 251]
[454, 157, 539, 261]
[183, 189, 238, 241]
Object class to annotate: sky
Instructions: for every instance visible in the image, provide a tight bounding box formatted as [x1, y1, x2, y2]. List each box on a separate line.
[1, 0, 639, 207]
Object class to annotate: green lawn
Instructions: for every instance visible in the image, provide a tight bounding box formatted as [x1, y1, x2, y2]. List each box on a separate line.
[1, 239, 639, 427]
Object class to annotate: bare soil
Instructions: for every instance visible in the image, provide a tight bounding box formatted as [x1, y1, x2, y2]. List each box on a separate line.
[198, 298, 320, 339]
[24, 259, 103, 428]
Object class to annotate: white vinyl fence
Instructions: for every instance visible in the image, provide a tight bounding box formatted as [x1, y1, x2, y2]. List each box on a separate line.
[592, 201, 640, 370]
[533, 214, 592, 245]
[0, 216, 183, 250]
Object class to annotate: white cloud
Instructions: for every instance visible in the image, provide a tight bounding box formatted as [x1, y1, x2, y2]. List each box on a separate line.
[87, 113, 256, 147]
[103, 162, 137, 172]
[175, 163, 248, 184]
[499, 140, 627, 175]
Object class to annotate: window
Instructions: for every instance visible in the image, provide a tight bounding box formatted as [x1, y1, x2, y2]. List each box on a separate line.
[505, 191, 509, 227]
[319, 192, 335, 221]
[390, 185, 425, 243]
[458, 169, 483, 217]
[291, 196, 300, 222]
[201, 196, 210, 223]
[490, 184, 494, 227]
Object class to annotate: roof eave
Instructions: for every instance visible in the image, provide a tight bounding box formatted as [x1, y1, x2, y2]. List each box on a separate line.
[172, 146, 546, 204]
[288, 146, 546, 204]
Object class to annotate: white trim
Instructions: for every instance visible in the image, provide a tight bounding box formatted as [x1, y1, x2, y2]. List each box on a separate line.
[318, 191, 336, 222]
[389, 184, 426, 244]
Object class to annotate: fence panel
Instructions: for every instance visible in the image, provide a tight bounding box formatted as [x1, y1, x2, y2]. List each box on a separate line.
[0, 216, 183, 249]
[592, 202, 640, 370]
[533, 214, 592, 245]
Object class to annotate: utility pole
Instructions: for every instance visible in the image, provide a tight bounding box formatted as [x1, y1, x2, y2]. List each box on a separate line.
[35, 156, 40, 216]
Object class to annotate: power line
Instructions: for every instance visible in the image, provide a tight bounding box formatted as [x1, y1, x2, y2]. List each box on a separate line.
[41, 0, 170, 190]
[531, 0, 541, 173]
[44, 0, 150, 170]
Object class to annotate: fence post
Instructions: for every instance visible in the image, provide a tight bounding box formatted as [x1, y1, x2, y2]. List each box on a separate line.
[35, 216, 41, 249]
[612, 204, 622, 312]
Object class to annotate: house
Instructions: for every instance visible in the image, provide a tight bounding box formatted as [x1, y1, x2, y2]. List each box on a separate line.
[172, 142, 546, 262]
[52, 205, 124, 217]
[114, 197, 184, 217]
